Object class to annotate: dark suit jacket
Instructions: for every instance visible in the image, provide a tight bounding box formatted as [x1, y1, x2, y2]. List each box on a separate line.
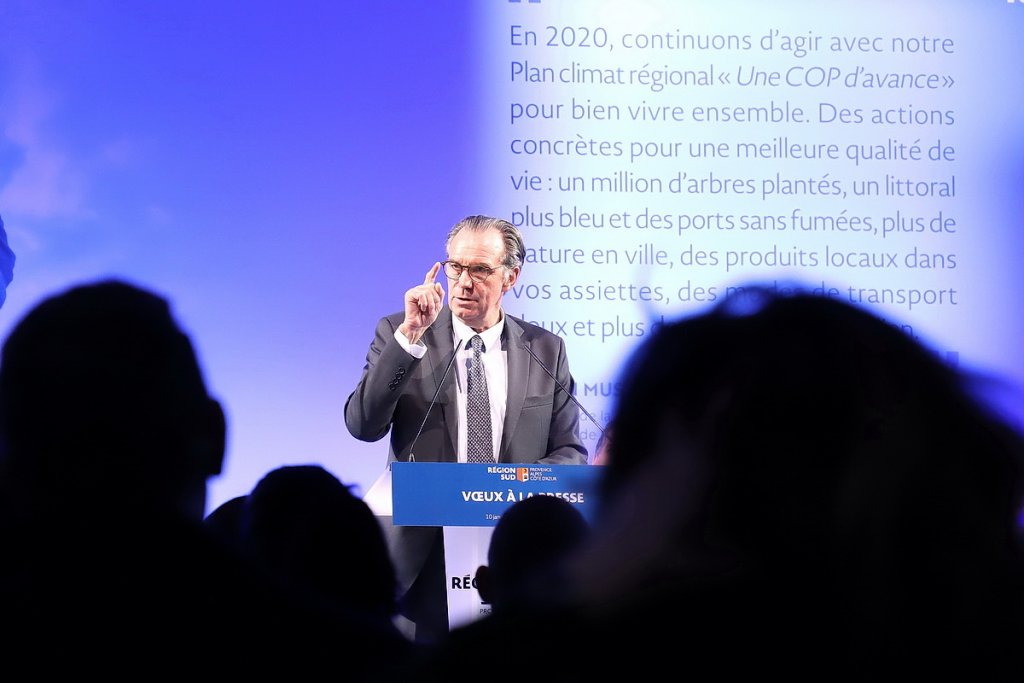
[344, 307, 588, 604]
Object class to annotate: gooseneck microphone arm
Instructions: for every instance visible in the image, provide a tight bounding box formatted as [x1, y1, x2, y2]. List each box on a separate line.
[521, 342, 606, 436]
[407, 337, 464, 462]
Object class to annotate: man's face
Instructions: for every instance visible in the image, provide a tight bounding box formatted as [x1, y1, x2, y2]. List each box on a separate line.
[445, 227, 519, 332]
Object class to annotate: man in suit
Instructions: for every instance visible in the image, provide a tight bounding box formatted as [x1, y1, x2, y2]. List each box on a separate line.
[345, 214, 588, 642]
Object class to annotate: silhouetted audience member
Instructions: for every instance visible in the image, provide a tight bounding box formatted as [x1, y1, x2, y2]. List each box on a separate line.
[389, 494, 591, 682]
[240, 464, 408, 638]
[203, 493, 248, 550]
[409, 283, 1024, 682]
[565, 284, 1024, 680]
[475, 494, 590, 615]
[0, 279, 407, 678]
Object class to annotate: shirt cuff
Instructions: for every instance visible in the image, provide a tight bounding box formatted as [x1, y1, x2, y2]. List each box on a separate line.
[394, 328, 427, 359]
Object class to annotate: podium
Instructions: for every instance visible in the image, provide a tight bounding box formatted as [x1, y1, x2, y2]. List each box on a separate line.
[364, 461, 603, 629]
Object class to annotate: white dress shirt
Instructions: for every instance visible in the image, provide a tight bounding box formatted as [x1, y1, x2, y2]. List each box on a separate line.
[393, 315, 508, 462]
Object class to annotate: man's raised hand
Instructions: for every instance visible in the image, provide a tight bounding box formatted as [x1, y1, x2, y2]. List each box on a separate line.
[399, 262, 445, 344]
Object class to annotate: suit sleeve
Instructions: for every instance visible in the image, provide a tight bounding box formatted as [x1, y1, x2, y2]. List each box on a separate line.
[538, 336, 588, 465]
[344, 315, 422, 443]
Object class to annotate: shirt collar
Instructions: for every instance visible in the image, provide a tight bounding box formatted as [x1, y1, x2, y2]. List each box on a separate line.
[452, 313, 504, 352]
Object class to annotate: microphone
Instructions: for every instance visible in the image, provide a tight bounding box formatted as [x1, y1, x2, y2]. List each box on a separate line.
[522, 342, 606, 436]
[407, 337, 464, 462]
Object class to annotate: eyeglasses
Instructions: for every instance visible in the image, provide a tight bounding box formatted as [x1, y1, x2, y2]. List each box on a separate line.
[440, 260, 500, 283]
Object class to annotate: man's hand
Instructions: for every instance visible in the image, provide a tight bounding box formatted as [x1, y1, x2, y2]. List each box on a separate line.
[399, 262, 445, 344]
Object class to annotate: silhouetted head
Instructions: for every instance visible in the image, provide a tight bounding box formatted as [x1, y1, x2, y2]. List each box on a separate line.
[602, 285, 1024, 563]
[243, 464, 399, 620]
[204, 494, 249, 547]
[0, 279, 225, 520]
[580, 283, 1024, 667]
[477, 494, 590, 611]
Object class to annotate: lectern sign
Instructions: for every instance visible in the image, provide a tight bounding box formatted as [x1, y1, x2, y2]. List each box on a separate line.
[391, 461, 600, 527]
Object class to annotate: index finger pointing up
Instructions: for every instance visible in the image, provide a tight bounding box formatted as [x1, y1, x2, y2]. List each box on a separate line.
[425, 261, 441, 284]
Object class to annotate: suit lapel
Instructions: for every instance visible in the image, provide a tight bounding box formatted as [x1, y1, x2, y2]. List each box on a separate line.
[425, 308, 459, 461]
[501, 316, 528, 459]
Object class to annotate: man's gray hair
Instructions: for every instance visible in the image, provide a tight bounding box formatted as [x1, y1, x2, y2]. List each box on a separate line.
[445, 215, 525, 271]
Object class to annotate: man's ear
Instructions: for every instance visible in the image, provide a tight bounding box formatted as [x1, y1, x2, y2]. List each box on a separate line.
[501, 266, 521, 293]
[475, 564, 494, 605]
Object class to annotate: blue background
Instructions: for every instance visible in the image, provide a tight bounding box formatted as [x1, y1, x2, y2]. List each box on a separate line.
[1, 1, 1021, 514]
